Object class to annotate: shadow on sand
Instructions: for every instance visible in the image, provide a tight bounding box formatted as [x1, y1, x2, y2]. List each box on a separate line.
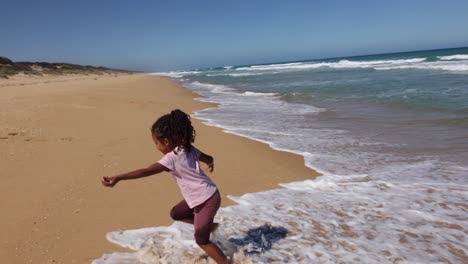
[228, 224, 288, 255]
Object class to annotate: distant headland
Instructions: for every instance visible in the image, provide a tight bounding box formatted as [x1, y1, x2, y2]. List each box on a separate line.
[0, 56, 135, 79]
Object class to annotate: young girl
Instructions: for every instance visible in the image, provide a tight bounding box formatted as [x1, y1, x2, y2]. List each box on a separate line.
[102, 109, 229, 264]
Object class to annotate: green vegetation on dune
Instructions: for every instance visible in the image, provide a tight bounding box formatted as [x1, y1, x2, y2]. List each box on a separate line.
[0, 56, 135, 79]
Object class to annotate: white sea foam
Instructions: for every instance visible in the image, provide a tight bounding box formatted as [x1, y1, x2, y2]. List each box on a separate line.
[438, 54, 468, 60]
[231, 57, 468, 73]
[242, 91, 277, 96]
[205, 72, 268, 77]
[236, 58, 427, 71]
[150, 71, 201, 78]
[150, 55, 468, 80]
[228, 72, 268, 77]
[189, 81, 235, 94]
[376, 61, 468, 72]
[93, 173, 468, 264]
[237, 62, 305, 70]
[236, 62, 324, 71]
[332, 58, 427, 67]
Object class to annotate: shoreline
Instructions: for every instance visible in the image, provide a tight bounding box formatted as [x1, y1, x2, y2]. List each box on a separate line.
[0, 74, 319, 263]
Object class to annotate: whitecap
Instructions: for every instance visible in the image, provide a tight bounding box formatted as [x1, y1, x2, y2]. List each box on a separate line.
[437, 54, 468, 60]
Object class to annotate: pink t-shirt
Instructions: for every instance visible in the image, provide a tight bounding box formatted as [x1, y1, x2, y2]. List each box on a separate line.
[158, 146, 217, 208]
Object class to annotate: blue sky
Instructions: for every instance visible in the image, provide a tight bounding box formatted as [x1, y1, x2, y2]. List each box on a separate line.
[2, 0, 468, 71]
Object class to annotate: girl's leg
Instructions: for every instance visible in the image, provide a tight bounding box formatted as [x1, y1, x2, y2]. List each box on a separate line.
[194, 191, 228, 264]
[170, 200, 194, 224]
[170, 199, 219, 230]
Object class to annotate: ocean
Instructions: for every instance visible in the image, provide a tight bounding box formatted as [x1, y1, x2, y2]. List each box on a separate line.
[94, 47, 468, 263]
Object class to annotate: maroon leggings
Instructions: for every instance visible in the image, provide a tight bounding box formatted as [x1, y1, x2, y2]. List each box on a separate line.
[170, 191, 221, 245]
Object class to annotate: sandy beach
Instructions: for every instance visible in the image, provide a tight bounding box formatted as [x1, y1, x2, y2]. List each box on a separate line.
[0, 74, 319, 263]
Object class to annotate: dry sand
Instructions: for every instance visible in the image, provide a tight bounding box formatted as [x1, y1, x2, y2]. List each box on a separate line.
[0, 74, 319, 263]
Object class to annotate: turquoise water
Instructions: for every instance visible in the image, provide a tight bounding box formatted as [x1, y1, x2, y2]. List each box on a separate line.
[191, 47, 468, 114]
[159, 47, 468, 175]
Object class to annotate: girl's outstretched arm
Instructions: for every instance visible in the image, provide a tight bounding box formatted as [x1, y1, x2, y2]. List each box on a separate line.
[199, 152, 214, 172]
[102, 162, 169, 187]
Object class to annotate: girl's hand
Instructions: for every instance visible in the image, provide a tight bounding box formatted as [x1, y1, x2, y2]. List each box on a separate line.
[102, 176, 119, 187]
[199, 152, 214, 172]
[207, 162, 214, 172]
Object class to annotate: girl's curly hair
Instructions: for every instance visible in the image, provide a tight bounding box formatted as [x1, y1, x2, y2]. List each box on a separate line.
[151, 109, 196, 151]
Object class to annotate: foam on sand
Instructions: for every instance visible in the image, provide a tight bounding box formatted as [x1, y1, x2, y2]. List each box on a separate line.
[93, 173, 467, 264]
